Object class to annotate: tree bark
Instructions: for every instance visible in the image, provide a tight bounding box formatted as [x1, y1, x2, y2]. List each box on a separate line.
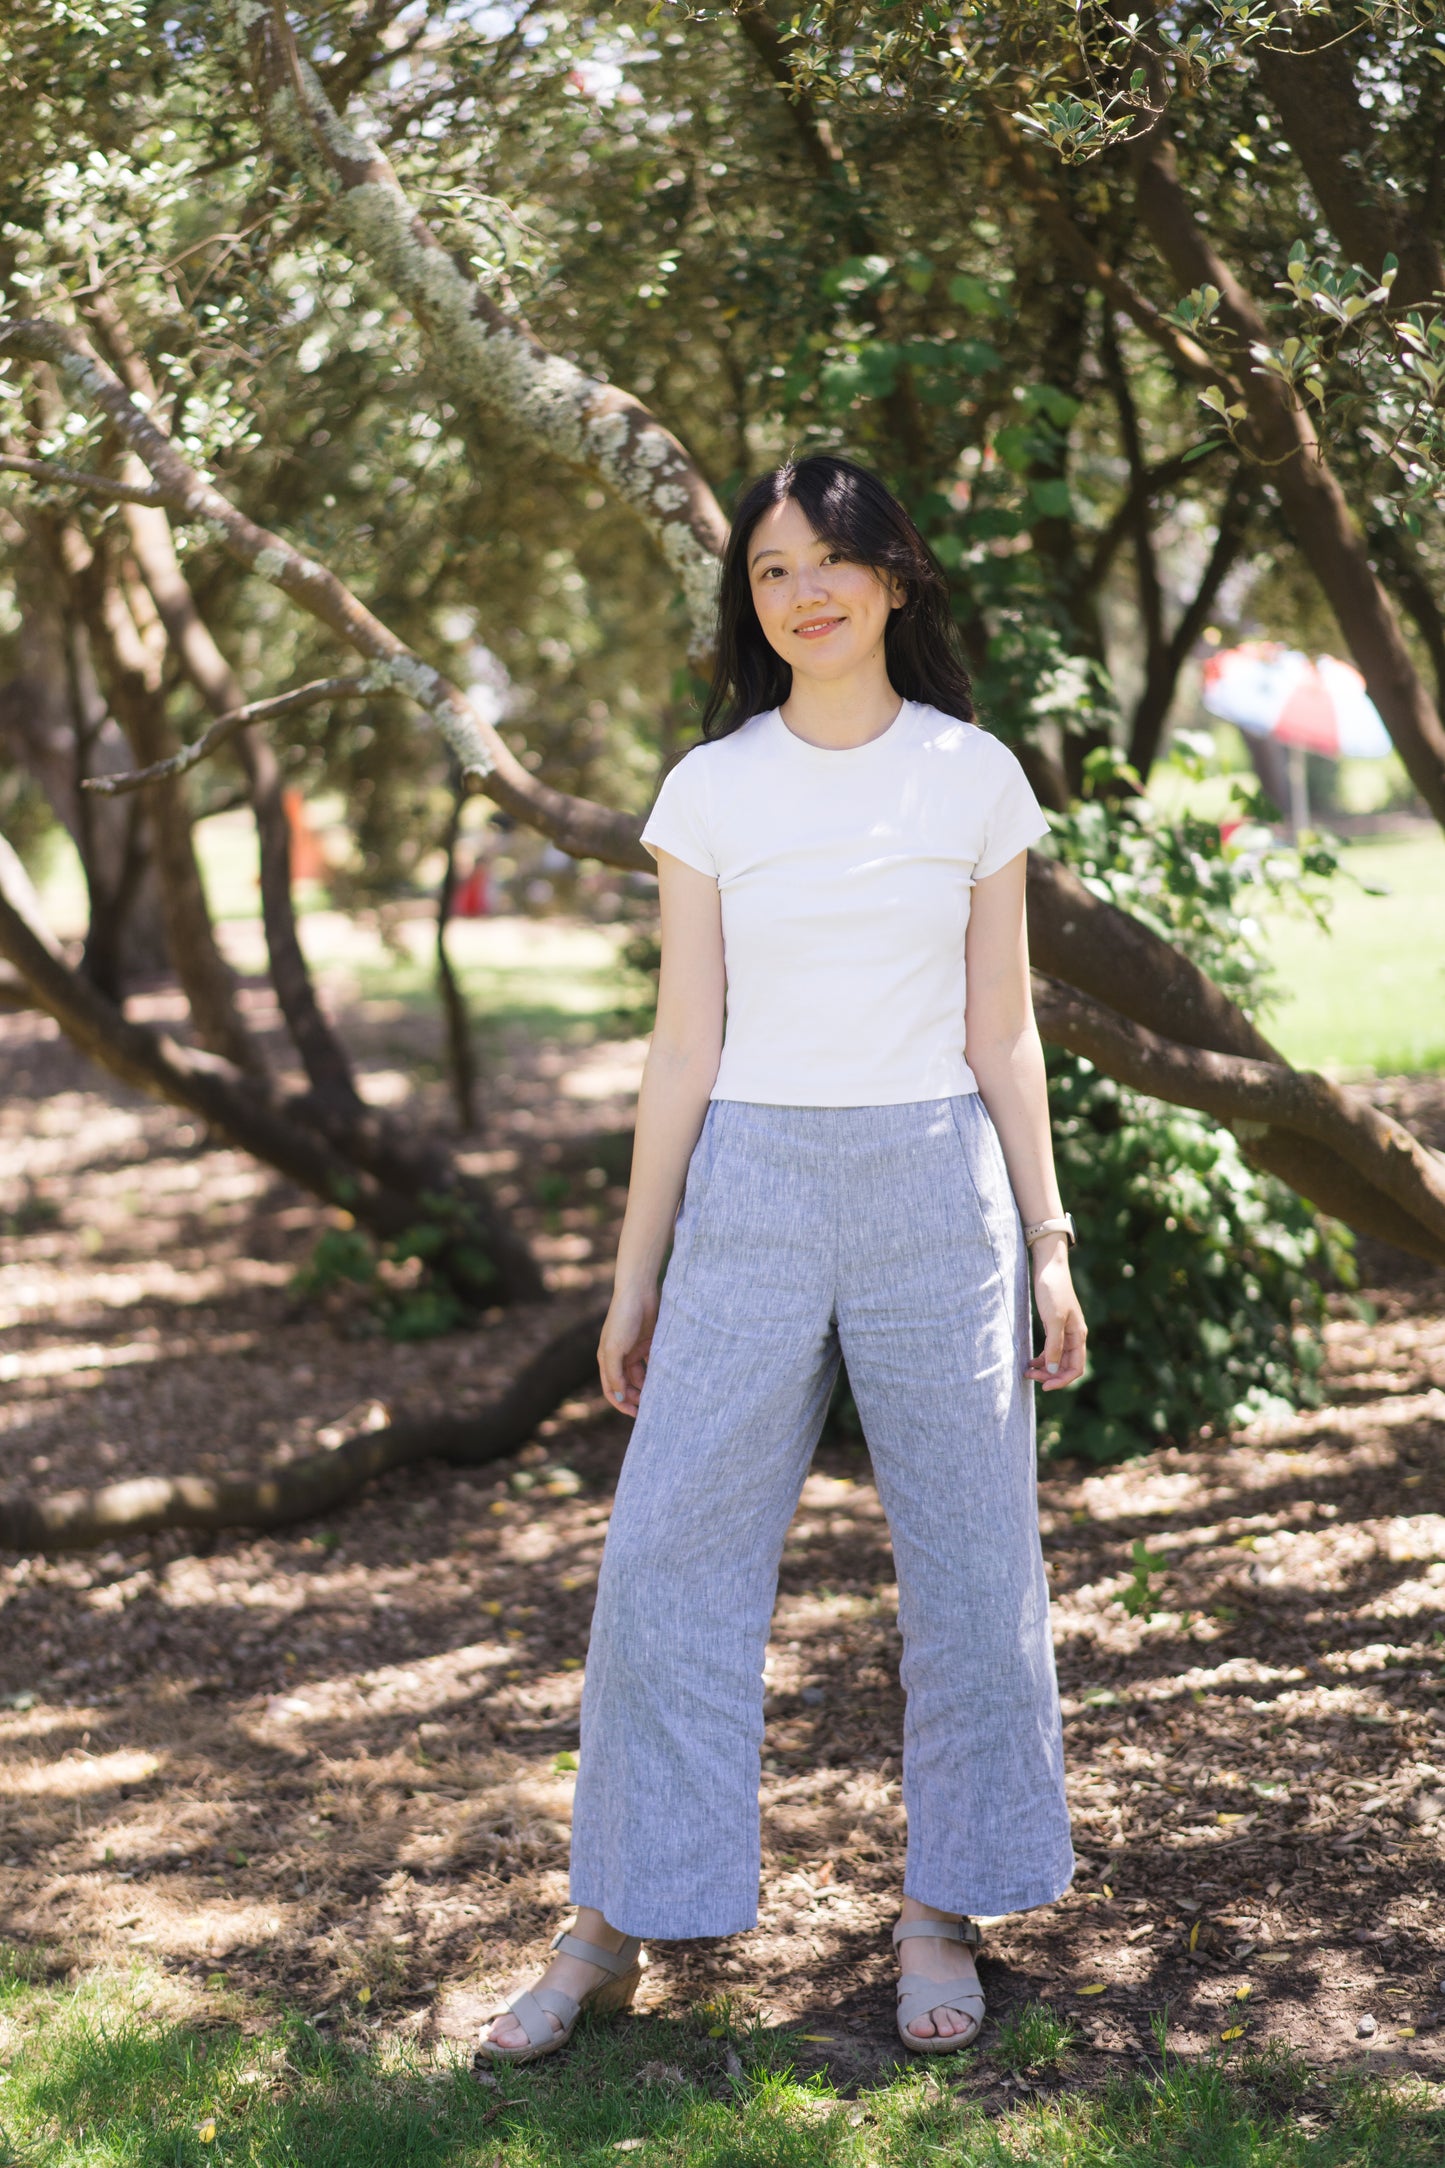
[1127, 466, 1256, 779]
[0, 831, 405, 1229]
[69, 532, 258, 1070]
[122, 497, 359, 1107]
[1026, 854, 1445, 1261]
[436, 785, 478, 1132]
[87, 285, 358, 1110]
[0, 496, 171, 989]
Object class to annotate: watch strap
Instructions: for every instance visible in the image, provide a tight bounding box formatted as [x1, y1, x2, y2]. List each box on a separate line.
[1023, 1213, 1076, 1248]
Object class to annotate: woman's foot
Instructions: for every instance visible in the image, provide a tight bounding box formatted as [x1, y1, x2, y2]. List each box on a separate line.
[894, 1896, 982, 2041]
[481, 1909, 636, 2051]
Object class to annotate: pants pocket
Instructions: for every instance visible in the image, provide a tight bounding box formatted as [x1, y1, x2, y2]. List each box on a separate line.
[656, 1101, 724, 1328]
[947, 1094, 1010, 1289]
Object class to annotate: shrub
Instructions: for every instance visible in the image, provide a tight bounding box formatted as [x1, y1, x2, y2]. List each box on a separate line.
[1035, 742, 1350, 1463]
[290, 1196, 493, 1342]
[1041, 1050, 1338, 1463]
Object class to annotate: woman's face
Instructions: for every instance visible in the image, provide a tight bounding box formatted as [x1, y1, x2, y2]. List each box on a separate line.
[746, 496, 903, 682]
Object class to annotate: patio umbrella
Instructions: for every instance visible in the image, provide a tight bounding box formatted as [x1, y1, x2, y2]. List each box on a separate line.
[1199, 641, 1392, 832]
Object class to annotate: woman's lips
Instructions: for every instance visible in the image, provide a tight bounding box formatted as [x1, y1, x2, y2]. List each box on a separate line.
[793, 616, 845, 640]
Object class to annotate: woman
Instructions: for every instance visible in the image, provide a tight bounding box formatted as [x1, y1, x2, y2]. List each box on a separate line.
[480, 453, 1086, 2065]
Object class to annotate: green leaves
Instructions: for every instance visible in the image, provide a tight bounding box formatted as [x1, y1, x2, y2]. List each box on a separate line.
[290, 1203, 495, 1343]
[1119, 1539, 1170, 1621]
[1034, 790, 1344, 1466]
[817, 254, 892, 301]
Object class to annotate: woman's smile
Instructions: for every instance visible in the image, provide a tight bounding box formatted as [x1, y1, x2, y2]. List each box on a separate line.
[793, 613, 846, 640]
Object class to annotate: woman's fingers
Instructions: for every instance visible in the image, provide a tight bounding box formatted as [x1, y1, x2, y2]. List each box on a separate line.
[597, 1316, 654, 1419]
[1025, 1297, 1087, 1390]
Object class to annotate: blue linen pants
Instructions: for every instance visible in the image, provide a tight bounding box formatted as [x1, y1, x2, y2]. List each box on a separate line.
[569, 1092, 1075, 1938]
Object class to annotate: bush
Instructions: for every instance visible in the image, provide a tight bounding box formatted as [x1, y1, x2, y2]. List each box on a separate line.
[1040, 1051, 1339, 1463]
[290, 1197, 493, 1342]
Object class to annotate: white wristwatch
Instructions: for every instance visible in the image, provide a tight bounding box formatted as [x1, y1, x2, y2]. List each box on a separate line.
[1023, 1213, 1076, 1249]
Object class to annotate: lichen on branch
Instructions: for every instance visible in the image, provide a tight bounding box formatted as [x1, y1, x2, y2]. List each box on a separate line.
[223, 0, 727, 660]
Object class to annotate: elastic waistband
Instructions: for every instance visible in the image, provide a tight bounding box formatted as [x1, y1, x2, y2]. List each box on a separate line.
[705, 1091, 988, 1137]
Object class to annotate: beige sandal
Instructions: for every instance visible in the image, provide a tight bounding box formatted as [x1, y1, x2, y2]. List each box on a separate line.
[893, 1915, 985, 2054]
[476, 1924, 643, 2066]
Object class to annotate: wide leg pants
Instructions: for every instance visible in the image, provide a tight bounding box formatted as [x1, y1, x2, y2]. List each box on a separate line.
[569, 1092, 1075, 1939]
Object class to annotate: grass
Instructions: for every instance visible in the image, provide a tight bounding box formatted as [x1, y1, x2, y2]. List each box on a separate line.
[1254, 833, 1445, 1075]
[1, 1961, 1441, 2168]
[350, 916, 652, 1047]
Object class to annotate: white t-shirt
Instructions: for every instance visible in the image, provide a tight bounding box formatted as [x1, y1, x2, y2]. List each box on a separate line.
[639, 698, 1051, 1106]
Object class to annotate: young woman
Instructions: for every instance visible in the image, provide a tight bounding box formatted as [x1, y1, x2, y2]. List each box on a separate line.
[480, 453, 1086, 2065]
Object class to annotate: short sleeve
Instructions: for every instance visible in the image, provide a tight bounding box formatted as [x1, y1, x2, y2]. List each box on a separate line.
[972, 743, 1052, 880]
[640, 749, 717, 878]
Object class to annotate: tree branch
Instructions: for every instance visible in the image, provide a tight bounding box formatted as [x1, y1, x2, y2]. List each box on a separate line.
[1128, 464, 1257, 778]
[1084, 439, 1222, 593]
[80, 676, 369, 794]
[985, 108, 1225, 389]
[1254, 22, 1445, 309]
[7, 332, 1445, 1262]
[1031, 970, 1445, 1261]
[1127, 114, 1445, 828]
[0, 831, 405, 1233]
[0, 315, 652, 867]
[0, 1304, 607, 1553]
[0, 454, 172, 506]
[222, 0, 726, 660]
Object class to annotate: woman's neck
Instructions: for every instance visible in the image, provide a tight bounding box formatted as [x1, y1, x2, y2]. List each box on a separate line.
[778, 663, 904, 751]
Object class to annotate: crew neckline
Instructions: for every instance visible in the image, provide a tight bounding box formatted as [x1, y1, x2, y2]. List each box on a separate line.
[769, 697, 914, 758]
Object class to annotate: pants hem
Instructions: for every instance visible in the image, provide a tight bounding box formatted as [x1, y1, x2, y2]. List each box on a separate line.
[901, 1858, 1076, 1920]
[569, 1887, 760, 1942]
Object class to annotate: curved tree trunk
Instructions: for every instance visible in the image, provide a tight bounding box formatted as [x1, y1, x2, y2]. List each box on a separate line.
[0, 830, 544, 1302]
[0, 1306, 606, 1553]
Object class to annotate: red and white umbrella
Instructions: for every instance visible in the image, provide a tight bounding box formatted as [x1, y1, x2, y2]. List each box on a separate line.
[1200, 641, 1392, 759]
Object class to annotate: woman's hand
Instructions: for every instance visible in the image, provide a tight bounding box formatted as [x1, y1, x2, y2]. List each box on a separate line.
[1024, 1236, 1087, 1391]
[598, 1280, 660, 1418]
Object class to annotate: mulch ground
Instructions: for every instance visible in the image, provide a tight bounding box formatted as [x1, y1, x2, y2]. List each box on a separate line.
[2, 978, 1443, 2105]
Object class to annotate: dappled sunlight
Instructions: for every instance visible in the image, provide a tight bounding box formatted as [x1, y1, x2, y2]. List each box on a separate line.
[2, 998, 1443, 2098]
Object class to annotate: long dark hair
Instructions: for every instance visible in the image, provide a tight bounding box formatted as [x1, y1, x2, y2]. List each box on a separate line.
[700, 453, 975, 740]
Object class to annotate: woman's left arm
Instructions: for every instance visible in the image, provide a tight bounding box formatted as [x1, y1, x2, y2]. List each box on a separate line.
[964, 851, 1087, 1391]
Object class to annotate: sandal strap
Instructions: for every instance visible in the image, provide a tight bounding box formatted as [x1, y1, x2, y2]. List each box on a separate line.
[892, 1917, 980, 1949]
[505, 1983, 578, 2047]
[897, 1971, 986, 2033]
[550, 1928, 641, 1976]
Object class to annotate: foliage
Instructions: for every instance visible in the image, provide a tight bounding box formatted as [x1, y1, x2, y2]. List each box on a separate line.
[1022, 740, 1350, 1461]
[1049, 740, 1343, 1019]
[290, 1199, 495, 1343]
[1043, 1051, 1336, 1465]
[1118, 1539, 1171, 1623]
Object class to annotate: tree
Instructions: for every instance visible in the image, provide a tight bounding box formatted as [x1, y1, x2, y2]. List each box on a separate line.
[1, 0, 1443, 1546]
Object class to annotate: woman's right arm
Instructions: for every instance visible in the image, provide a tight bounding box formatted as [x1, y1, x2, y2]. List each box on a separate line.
[597, 848, 725, 1415]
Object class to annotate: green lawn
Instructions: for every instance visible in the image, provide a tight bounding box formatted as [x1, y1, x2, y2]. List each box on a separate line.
[1253, 833, 1445, 1076]
[1, 1960, 1440, 2168]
